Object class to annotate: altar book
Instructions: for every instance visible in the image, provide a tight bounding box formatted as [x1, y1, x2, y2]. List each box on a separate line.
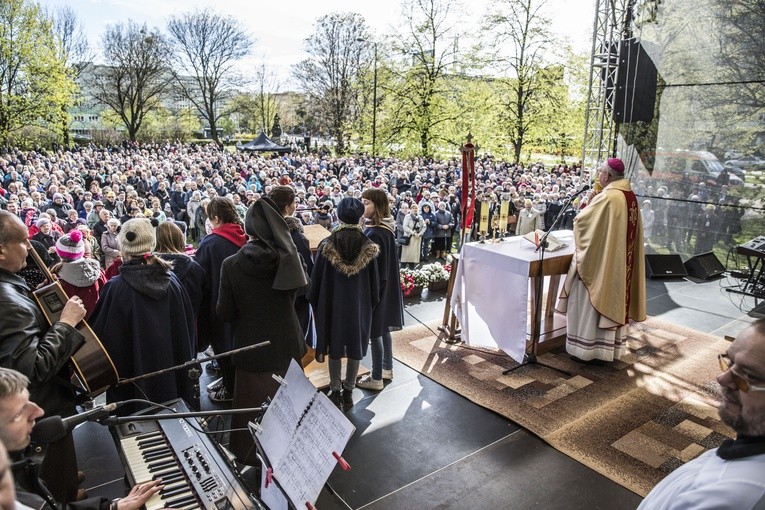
[522, 229, 568, 252]
[252, 360, 355, 509]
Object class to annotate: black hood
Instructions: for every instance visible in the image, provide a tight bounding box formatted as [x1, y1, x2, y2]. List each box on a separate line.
[119, 260, 172, 300]
[234, 241, 278, 278]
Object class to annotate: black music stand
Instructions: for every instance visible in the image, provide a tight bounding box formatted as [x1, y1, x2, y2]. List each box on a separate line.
[502, 198, 579, 377]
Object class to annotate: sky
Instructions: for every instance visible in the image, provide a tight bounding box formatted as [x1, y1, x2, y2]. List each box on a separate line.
[36, 0, 596, 90]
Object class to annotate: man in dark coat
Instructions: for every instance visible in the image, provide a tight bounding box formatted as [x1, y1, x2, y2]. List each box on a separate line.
[0, 210, 87, 503]
[90, 218, 196, 413]
[309, 198, 380, 410]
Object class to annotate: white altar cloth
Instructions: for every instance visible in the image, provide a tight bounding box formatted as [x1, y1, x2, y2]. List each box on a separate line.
[450, 230, 575, 363]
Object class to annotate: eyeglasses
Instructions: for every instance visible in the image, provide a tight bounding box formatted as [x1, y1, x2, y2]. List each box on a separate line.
[718, 354, 765, 392]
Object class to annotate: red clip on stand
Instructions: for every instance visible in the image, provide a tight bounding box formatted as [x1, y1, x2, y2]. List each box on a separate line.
[332, 451, 351, 471]
[265, 467, 273, 488]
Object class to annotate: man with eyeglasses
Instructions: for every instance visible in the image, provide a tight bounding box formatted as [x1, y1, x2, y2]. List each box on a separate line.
[638, 318, 765, 509]
[0, 368, 161, 510]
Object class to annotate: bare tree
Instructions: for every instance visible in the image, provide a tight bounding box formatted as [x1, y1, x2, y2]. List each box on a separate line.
[486, 0, 556, 162]
[292, 12, 370, 155]
[389, 0, 464, 157]
[167, 8, 253, 147]
[91, 21, 172, 141]
[253, 62, 281, 136]
[51, 5, 92, 145]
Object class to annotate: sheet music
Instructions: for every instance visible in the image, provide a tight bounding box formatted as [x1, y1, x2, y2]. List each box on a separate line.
[254, 359, 356, 508]
[259, 459, 288, 510]
[256, 360, 317, 464]
[273, 392, 355, 506]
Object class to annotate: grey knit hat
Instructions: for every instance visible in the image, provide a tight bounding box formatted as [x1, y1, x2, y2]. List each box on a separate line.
[119, 218, 158, 257]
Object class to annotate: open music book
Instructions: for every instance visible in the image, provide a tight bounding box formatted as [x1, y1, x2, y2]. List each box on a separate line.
[522, 229, 568, 252]
[251, 360, 355, 509]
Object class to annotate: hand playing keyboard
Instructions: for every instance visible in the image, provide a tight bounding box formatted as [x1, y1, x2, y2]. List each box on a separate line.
[117, 479, 164, 510]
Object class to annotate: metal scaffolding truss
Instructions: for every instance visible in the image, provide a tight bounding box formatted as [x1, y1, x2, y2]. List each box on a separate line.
[581, 0, 630, 180]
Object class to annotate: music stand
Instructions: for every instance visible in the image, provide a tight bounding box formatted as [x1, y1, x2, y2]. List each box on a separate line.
[503, 197, 580, 376]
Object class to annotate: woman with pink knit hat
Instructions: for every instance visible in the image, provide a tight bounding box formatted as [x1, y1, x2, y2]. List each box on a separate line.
[51, 230, 107, 320]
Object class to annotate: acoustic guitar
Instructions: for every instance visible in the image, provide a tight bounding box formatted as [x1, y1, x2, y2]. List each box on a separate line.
[27, 243, 118, 397]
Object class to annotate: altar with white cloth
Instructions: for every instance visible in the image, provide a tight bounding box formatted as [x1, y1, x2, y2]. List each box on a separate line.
[450, 230, 575, 363]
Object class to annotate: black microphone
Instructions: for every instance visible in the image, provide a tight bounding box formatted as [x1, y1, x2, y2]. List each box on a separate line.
[31, 403, 120, 444]
[572, 184, 591, 197]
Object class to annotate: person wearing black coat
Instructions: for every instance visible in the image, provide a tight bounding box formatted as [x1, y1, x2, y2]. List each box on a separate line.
[154, 222, 206, 318]
[194, 197, 247, 402]
[267, 186, 316, 348]
[90, 218, 196, 414]
[357, 189, 404, 391]
[217, 196, 308, 464]
[420, 203, 436, 259]
[309, 198, 380, 410]
[0, 210, 87, 504]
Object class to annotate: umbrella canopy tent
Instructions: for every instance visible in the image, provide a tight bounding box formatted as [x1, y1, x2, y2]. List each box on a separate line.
[239, 132, 289, 152]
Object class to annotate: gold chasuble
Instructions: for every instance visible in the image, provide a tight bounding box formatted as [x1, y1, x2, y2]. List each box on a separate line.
[560, 179, 646, 327]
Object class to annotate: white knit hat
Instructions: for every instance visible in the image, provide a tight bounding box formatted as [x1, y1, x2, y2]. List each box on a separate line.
[119, 218, 157, 257]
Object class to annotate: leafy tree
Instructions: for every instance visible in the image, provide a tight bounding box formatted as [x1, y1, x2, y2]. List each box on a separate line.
[485, 0, 557, 162]
[387, 0, 465, 157]
[90, 21, 172, 141]
[0, 0, 72, 145]
[167, 8, 253, 147]
[292, 12, 371, 155]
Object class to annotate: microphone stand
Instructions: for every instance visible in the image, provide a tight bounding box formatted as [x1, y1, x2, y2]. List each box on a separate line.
[115, 341, 270, 411]
[503, 191, 587, 376]
[101, 407, 265, 426]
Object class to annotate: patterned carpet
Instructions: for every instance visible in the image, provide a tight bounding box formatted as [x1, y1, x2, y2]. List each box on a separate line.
[391, 317, 735, 496]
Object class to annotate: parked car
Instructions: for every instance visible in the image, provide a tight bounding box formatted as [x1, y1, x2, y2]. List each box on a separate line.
[639, 150, 744, 186]
[724, 155, 765, 169]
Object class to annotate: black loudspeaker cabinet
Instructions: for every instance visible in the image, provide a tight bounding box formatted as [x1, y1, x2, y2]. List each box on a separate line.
[684, 252, 726, 280]
[645, 254, 688, 278]
[612, 38, 658, 123]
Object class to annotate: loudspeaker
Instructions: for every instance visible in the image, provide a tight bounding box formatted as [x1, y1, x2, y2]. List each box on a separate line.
[684, 252, 726, 280]
[645, 254, 687, 278]
[611, 39, 658, 123]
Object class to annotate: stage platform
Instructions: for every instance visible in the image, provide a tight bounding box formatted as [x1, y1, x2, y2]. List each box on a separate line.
[73, 272, 758, 509]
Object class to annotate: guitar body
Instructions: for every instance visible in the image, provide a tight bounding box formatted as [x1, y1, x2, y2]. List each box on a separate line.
[32, 281, 119, 396]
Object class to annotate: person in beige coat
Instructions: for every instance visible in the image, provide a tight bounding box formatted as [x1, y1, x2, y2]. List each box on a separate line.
[516, 199, 542, 236]
[400, 203, 426, 268]
[100, 218, 122, 269]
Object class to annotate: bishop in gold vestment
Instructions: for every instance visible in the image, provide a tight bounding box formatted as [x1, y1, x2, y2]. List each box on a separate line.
[557, 158, 646, 362]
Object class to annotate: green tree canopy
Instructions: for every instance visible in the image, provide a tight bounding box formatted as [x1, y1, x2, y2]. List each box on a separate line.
[0, 0, 73, 145]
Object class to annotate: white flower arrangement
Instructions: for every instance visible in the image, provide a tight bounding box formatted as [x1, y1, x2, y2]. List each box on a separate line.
[420, 262, 451, 283]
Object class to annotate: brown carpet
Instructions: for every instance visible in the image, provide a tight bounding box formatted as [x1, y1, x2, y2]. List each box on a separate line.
[392, 317, 735, 496]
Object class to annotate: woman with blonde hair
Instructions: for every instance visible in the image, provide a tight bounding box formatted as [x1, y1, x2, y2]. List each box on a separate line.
[155, 221, 206, 319]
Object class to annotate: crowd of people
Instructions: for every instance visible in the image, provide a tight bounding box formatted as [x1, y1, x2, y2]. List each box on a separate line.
[0, 141, 761, 509]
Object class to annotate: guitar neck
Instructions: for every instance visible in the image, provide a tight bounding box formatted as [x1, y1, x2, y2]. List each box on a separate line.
[27, 240, 56, 283]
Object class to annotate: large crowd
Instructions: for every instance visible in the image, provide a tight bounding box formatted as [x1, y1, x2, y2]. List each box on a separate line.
[0, 142, 588, 266]
[0, 142, 763, 510]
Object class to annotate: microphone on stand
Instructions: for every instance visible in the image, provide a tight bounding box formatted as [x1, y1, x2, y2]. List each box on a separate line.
[534, 185, 591, 252]
[31, 403, 121, 444]
[571, 184, 591, 198]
